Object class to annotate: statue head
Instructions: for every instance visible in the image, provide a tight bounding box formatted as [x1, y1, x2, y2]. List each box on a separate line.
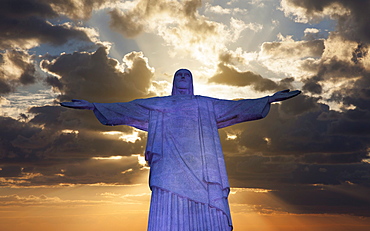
[171, 69, 194, 95]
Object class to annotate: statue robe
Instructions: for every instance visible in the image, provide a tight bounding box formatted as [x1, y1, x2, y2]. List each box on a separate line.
[92, 95, 270, 231]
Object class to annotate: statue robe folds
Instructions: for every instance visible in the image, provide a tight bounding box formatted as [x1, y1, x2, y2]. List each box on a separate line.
[92, 95, 270, 231]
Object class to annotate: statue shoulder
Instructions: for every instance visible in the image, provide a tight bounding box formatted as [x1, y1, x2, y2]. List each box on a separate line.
[130, 95, 174, 110]
[195, 95, 219, 101]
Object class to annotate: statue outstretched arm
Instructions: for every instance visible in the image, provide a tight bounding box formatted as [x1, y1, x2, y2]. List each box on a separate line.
[60, 98, 152, 130]
[60, 99, 95, 110]
[213, 89, 300, 128]
[268, 89, 301, 103]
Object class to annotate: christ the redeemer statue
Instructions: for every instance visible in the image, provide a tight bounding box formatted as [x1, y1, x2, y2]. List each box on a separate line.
[61, 69, 300, 231]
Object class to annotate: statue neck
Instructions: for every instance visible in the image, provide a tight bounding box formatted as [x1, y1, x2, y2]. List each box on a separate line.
[177, 89, 191, 95]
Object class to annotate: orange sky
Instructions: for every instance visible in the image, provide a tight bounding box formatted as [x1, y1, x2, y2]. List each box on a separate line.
[1, 183, 369, 231]
[1, 199, 369, 231]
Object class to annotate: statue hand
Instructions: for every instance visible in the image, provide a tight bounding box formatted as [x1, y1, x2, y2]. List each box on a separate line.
[269, 89, 301, 103]
[60, 99, 94, 110]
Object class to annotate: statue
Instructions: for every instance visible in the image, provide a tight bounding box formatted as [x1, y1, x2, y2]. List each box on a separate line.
[61, 69, 300, 231]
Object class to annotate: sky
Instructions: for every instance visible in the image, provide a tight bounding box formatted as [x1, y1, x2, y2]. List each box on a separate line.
[0, 0, 370, 230]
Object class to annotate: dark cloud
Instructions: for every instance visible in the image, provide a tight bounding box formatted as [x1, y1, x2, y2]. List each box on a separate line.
[109, 0, 217, 40]
[238, 97, 369, 157]
[0, 0, 111, 96]
[0, 116, 46, 163]
[0, 158, 148, 186]
[283, 3, 370, 181]
[42, 46, 154, 103]
[229, 1, 370, 196]
[0, 0, 110, 21]
[0, 0, 93, 50]
[0, 45, 157, 186]
[0, 15, 91, 49]
[6, 50, 36, 85]
[229, 184, 370, 217]
[300, 38, 370, 113]
[109, 9, 145, 38]
[261, 39, 325, 58]
[282, 0, 370, 43]
[340, 73, 370, 110]
[227, 152, 368, 187]
[0, 79, 12, 94]
[29, 105, 131, 133]
[45, 75, 64, 91]
[0, 0, 56, 19]
[273, 184, 370, 216]
[0, 114, 148, 186]
[50, 0, 112, 20]
[0, 50, 37, 95]
[25, 155, 147, 186]
[209, 63, 293, 91]
[220, 93, 370, 190]
[184, 0, 202, 17]
[351, 43, 368, 64]
[219, 51, 247, 65]
[302, 75, 323, 94]
[0, 166, 22, 177]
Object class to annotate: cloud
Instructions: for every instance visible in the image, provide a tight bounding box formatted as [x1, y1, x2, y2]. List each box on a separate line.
[300, 34, 370, 109]
[208, 62, 293, 91]
[0, 49, 37, 94]
[258, 34, 325, 78]
[27, 155, 148, 186]
[0, 79, 12, 95]
[42, 46, 154, 103]
[109, 8, 144, 38]
[205, 4, 232, 15]
[219, 93, 370, 189]
[229, 183, 370, 216]
[270, 184, 370, 216]
[204, 3, 249, 16]
[0, 0, 109, 96]
[260, 35, 325, 59]
[49, 0, 114, 20]
[109, 0, 203, 38]
[239, 96, 368, 157]
[280, 0, 370, 43]
[0, 114, 148, 186]
[0, 0, 108, 50]
[0, 194, 62, 206]
[212, 5, 370, 190]
[109, 0, 249, 65]
[0, 45, 158, 186]
[0, 166, 23, 177]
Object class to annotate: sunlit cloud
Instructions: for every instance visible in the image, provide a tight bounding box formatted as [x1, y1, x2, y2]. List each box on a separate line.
[61, 129, 79, 134]
[230, 187, 273, 194]
[280, 0, 350, 23]
[259, 33, 325, 78]
[0, 194, 62, 205]
[102, 130, 142, 143]
[304, 27, 320, 34]
[205, 4, 232, 15]
[50, 0, 117, 20]
[109, 0, 253, 67]
[0, 89, 57, 119]
[92, 156, 124, 160]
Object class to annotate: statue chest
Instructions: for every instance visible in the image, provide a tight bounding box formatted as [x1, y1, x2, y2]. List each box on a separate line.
[163, 99, 200, 134]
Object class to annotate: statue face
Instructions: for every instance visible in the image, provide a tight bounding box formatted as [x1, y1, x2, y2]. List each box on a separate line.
[174, 69, 192, 90]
